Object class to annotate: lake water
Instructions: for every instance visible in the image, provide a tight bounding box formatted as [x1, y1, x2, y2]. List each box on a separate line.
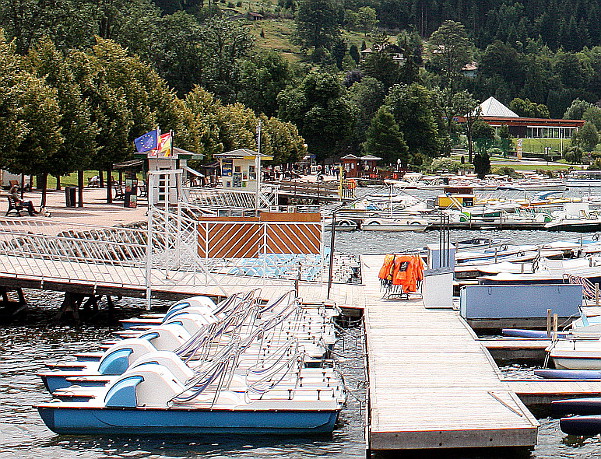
[4, 187, 601, 457]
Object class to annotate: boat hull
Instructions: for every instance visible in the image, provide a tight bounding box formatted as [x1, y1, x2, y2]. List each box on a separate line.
[552, 398, 601, 416]
[552, 356, 601, 370]
[560, 415, 601, 435]
[502, 329, 569, 339]
[534, 369, 601, 379]
[37, 406, 339, 436]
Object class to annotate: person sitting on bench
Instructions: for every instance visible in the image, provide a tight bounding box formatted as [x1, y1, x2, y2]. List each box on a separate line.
[9, 185, 37, 216]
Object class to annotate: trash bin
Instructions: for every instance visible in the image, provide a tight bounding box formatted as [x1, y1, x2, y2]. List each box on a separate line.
[124, 178, 138, 208]
[65, 186, 77, 207]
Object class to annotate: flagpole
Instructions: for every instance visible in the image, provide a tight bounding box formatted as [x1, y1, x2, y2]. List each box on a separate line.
[255, 121, 262, 212]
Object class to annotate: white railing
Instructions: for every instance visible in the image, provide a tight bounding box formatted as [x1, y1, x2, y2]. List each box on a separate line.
[187, 186, 279, 210]
[0, 171, 335, 308]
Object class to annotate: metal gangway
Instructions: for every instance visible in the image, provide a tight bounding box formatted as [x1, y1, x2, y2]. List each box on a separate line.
[0, 171, 328, 308]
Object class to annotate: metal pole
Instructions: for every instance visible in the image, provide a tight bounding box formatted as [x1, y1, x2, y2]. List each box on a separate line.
[327, 212, 337, 299]
[255, 121, 262, 212]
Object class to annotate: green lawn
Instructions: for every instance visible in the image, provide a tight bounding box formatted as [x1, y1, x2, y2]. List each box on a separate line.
[248, 19, 304, 63]
[36, 171, 145, 189]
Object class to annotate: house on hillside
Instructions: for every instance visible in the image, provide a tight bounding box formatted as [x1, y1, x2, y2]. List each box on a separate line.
[361, 43, 405, 64]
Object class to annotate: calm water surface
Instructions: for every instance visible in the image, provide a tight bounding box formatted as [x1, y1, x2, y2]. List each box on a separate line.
[3, 220, 601, 457]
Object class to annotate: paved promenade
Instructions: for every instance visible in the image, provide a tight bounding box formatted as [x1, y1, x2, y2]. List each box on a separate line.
[2, 187, 147, 228]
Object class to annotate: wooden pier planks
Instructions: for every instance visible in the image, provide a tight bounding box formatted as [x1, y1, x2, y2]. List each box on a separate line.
[507, 379, 601, 405]
[361, 254, 539, 451]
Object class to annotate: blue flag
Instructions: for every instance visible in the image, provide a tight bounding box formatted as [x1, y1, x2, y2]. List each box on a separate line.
[134, 129, 158, 152]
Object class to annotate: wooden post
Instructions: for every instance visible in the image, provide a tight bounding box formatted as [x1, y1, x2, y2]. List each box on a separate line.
[596, 283, 600, 306]
[546, 308, 552, 338]
[553, 313, 559, 342]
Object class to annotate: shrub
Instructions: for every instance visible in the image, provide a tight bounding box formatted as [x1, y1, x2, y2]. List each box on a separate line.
[589, 158, 601, 170]
[491, 166, 517, 178]
[430, 158, 469, 173]
[564, 146, 584, 164]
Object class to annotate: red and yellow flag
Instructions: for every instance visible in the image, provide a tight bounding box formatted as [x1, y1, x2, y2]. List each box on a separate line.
[157, 132, 172, 157]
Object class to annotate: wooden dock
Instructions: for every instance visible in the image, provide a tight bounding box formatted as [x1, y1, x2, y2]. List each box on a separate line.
[482, 339, 550, 362]
[507, 379, 601, 405]
[362, 254, 539, 451]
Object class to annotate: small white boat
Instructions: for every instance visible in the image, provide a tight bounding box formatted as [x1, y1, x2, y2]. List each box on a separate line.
[360, 217, 428, 232]
[548, 339, 601, 370]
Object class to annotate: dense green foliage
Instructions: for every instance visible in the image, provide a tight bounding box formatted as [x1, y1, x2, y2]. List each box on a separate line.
[4, 0, 601, 176]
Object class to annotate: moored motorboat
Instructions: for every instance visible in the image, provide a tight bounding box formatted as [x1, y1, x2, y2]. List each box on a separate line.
[548, 339, 601, 370]
[360, 217, 428, 232]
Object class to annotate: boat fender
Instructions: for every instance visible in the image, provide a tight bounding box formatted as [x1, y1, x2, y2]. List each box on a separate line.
[104, 375, 143, 408]
[98, 348, 133, 375]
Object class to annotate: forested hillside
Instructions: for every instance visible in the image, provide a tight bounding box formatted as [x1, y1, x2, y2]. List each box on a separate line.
[363, 0, 601, 51]
[2, 0, 601, 177]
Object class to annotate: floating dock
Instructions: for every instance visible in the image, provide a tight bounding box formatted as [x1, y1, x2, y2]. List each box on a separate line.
[507, 379, 601, 405]
[361, 255, 539, 451]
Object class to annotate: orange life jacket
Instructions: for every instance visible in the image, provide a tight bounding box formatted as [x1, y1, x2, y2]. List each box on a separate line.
[378, 254, 395, 281]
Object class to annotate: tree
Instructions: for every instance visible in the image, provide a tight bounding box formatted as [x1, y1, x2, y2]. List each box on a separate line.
[277, 71, 355, 161]
[294, 0, 341, 51]
[427, 20, 472, 91]
[349, 44, 360, 64]
[564, 98, 595, 120]
[360, 33, 402, 90]
[509, 97, 550, 118]
[197, 16, 254, 104]
[356, 6, 378, 35]
[385, 83, 442, 157]
[472, 119, 495, 154]
[563, 146, 583, 163]
[437, 89, 478, 153]
[498, 123, 512, 155]
[183, 86, 224, 159]
[480, 40, 526, 88]
[331, 38, 347, 69]
[473, 152, 491, 179]
[574, 121, 599, 151]
[346, 76, 386, 149]
[150, 11, 204, 96]
[583, 106, 601, 131]
[26, 38, 98, 206]
[0, 33, 63, 207]
[262, 117, 307, 165]
[397, 29, 422, 85]
[238, 51, 292, 116]
[363, 106, 408, 166]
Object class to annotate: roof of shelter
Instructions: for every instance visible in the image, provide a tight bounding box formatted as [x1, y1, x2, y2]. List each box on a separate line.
[214, 149, 272, 159]
[477, 96, 519, 118]
[360, 155, 382, 161]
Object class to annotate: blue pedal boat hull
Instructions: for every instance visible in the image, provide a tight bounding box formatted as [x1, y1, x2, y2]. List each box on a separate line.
[502, 329, 569, 339]
[560, 415, 601, 435]
[535, 369, 601, 379]
[37, 406, 339, 436]
[41, 374, 72, 393]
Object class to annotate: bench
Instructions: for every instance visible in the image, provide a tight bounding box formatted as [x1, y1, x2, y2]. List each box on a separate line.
[112, 182, 125, 200]
[6, 196, 25, 216]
